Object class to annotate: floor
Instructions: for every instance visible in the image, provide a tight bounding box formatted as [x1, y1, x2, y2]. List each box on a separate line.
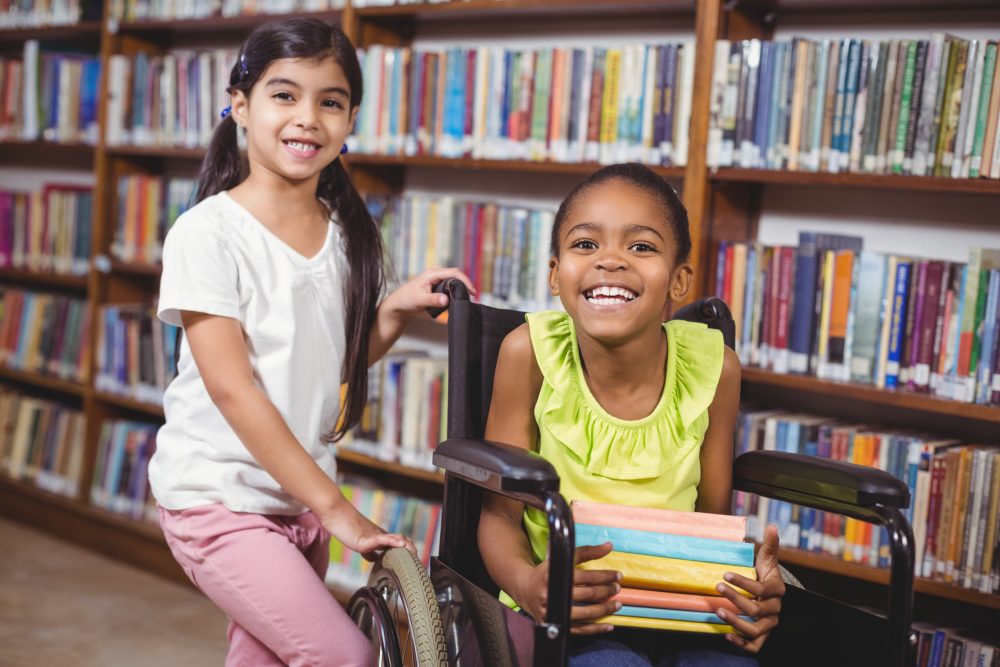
[0, 516, 229, 666]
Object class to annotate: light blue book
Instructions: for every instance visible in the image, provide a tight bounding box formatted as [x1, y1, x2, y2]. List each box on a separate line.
[574, 524, 754, 568]
[617, 606, 754, 624]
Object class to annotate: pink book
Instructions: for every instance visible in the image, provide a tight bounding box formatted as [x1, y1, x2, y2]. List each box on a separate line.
[571, 500, 747, 542]
[612, 588, 742, 615]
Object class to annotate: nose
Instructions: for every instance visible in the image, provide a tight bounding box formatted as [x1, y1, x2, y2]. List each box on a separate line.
[293, 103, 319, 129]
[595, 247, 628, 272]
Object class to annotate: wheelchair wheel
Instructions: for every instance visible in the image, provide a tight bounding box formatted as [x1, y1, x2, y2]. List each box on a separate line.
[348, 547, 448, 667]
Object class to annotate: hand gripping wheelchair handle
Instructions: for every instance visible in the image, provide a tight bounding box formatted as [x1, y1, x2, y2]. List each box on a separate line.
[427, 278, 470, 319]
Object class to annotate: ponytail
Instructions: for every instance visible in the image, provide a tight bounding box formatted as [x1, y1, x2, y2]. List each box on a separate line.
[319, 158, 385, 442]
[195, 115, 246, 202]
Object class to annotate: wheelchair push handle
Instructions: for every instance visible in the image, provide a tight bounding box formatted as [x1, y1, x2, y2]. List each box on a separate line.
[427, 278, 472, 319]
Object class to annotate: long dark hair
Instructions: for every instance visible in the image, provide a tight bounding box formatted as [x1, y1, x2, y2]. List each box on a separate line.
[196, 18, 384, 443]
[550, 163, 691, 265]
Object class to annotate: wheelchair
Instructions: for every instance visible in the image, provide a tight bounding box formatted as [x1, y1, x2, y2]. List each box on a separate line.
[348, 279, 917, 667]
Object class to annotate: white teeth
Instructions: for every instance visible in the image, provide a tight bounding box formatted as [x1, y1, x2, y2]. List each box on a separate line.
[286, 141, 318, 151]
[585, 285, 637, 303]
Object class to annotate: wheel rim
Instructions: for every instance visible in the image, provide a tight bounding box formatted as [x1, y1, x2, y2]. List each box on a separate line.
[347, 587, 402, 667]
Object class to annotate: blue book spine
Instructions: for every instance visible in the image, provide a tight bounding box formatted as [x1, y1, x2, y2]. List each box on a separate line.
[765, 42, 786, 169]
[617, 606, 753, 624]
[574, 524, 754, 568]
[885, 261, 912, 389]
[715, 240, 728, 298]
[741, 244, 757, 360]
[789, 231, 818, 373]
[753, 41, 773, 169]
[839, 40, 862, 166]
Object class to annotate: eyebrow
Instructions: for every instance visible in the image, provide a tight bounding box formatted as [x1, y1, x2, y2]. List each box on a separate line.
[567, 221, 666, 241]
[263, 77, 350, 97]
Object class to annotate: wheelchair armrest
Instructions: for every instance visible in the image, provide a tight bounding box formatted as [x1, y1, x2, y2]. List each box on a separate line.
[734, 450, 910, 518]
[433, 437, 559, 496]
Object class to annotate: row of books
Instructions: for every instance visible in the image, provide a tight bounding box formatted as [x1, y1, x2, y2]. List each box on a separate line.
[708, 35, 1000, 179]
[350, 42, 695, 166]
[0, 385, 85, 499]
[0, 288, 90, 383]
[368, 193, 559, 312]
[95, 304, 180, 406]
[574, 500, 755, 635]
[914, 626, 1000, 667]
[0, 0, 100, 27]
[325, 479, 441, 590]
[16, 42, 101, 145]
[113, 175, 194, 267]
[351, 0, 448, 6]
[715, 234, 1000, 406]
[108, 0, 344, 21]
[0, 185, 93, 277]
[349, 351, 447, 471]
[90, 419, 158, 523]
[736, 408, 1000, 595]
[105, 48, 237, 148]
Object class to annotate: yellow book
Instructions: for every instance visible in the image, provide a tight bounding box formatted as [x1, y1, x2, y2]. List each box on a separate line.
[815, 250, 836, 374]
[730, 243, 747, 351]
[578, 551, 755, 597]
[594, 614, 734, 635]
[599, 49, 621, 160]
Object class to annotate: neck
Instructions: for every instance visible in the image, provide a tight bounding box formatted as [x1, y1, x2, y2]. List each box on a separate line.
[231, 163, 323, 226]
[576, 322, 667, 397]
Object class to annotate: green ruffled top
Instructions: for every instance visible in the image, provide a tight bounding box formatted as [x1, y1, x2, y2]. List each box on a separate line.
[521, 310, 725, 566]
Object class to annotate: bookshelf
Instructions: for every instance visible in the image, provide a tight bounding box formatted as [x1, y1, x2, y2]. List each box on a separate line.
[0, 0, 997, 641]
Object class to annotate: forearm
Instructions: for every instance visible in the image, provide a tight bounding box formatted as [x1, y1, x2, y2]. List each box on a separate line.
[478, 501, 537, 602]
[368, 299, 408, 365]
[214, 383, 349, 519]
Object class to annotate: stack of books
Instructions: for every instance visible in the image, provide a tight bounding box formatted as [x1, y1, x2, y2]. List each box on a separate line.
[573, 500, 756, 635]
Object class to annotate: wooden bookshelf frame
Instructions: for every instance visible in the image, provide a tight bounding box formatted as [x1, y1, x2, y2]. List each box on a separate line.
[0, 0, 998, 630]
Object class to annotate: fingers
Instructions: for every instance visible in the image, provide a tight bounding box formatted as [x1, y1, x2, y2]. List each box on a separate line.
[421, 267, 477, 295]
[570, 621, 616, 636]
[569, 600, 621, 634]
[759, 524, 781, 560]
[574, 541, 614, 564]
[571, 580, 620, 603]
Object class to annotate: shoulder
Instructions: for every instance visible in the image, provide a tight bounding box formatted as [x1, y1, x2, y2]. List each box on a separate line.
[167, 195, 232, 242]
[718, 345, 741, 393]
[497, 323, 542, 391]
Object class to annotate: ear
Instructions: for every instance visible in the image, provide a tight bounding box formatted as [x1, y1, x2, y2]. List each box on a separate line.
[548, 257, 559, 296]
[348, 106, 359, 134]
[668, 262, 693, 304]
[231, 89, 249, 128]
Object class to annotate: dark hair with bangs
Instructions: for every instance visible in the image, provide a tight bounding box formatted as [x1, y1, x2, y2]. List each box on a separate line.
[550, 163, 691, 265]
[196, 18, 382, 443]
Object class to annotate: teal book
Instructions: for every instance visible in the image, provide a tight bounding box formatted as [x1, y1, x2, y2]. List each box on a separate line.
[617, 606, 754, 624]
[575, 523, 754, 568]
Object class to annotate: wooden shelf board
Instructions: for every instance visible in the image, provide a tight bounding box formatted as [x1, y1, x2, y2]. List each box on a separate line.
[348, 153, 685, 179]
[336, 447, 443, 484]
[0, 21, 102, 44]
[741, 367, 1000, 424]
[742, 0, 1000, 13]
[109, 259, 162, 277]
[711, 168, 1000, 195]
[93, 391, 165, 418]
[105, 145, 206, 159]
[115, 9, 343, 35]
[780, 546, 1000, 609]
[0, 140, 96, 168]
[0, 268, 89, 290]
[356, 0, 694, 19]
[0, 365, 86, 397]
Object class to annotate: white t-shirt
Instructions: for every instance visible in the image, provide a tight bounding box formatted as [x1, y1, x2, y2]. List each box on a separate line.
[149, 191, 347, 515]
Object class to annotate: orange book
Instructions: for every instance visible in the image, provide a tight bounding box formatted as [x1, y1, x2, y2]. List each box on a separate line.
[826, 249, 856, 373]
[612, 588, 741, 615]
[571, 500, 746, 542]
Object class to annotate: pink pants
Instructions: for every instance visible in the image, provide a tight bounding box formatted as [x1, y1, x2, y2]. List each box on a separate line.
[159, 503, 374, 667]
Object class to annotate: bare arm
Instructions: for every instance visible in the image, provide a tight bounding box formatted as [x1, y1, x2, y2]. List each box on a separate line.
[367, 268, 475, 365]
[695, 345, 742, 515]
[477, 324, 542, 601]
[181, 311, 410, 557]
[477, 325, 620, 632]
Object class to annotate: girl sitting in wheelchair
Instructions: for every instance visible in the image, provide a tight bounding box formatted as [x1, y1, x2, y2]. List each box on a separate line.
[478, 163, 785, 666]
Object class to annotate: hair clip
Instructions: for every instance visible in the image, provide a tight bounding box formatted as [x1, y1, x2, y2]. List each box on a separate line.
[340, 144, 349, 155]
[238, 53, 249, 81]
[220, 106, 232, 119]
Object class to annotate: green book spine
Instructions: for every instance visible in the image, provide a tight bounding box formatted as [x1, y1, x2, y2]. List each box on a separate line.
[970, 42, 997, 178]
[893, 41, 917, 174]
